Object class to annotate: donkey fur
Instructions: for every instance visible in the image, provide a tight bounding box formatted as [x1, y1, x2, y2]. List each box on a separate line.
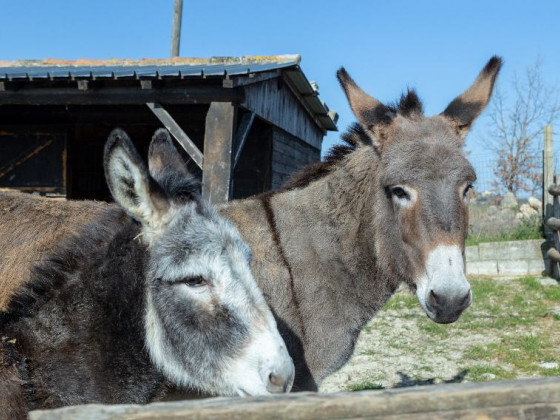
[220, 56, 502, 390]
[0, 210, 170, 413]
[0, 129, 293, 416]
[0, 193, 112, 311]
[0, 57, 502, 393]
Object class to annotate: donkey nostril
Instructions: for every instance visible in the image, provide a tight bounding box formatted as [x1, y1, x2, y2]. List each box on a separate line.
[460, 291, 472, 306]
[429, 290, 441, 306]
[269, 372, 284, 389]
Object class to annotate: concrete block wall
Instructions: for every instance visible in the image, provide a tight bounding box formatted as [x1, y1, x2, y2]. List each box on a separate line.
[466, 239, 550, 277]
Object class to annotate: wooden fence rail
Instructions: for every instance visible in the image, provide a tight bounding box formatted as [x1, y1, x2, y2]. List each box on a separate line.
[30, 376, 560, 420]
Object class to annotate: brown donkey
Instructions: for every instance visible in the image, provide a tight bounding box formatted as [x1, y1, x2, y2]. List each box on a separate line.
[0, 57, 502, 393]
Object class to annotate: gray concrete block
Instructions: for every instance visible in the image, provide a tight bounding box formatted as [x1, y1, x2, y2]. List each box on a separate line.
[478, 243, 499, 260]
[501, 240, 545, 260]
[465, 246, 479, 262]
[498, 260, 529, 276]
[478, 240, 544, 261]
[528, 259, 547, 275]
[467, 261, 498, 276]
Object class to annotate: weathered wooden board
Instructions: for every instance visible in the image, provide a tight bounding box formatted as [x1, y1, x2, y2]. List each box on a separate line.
[242, 78, 323, 149]
[30, 377, 560, 420]
[201, 102, 236, 204]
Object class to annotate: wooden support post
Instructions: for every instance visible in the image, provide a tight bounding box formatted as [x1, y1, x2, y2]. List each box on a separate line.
[544, 125, 554, 237]
[146, 102, 204, 169]
[202, 102, 236, 204]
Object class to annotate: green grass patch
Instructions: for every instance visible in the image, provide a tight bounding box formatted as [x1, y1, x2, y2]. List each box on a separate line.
[517, 276, 542, 291]
[463, 345, 488, 360]
[465, 365, 516, 382]
[540, 367, 560, 376]
[470, 278, 507, 301]
[383, 293, 418, 311]
[346, 381, 384, 391]
[543, 286, 560, 301]
[418, 321, 450, 337]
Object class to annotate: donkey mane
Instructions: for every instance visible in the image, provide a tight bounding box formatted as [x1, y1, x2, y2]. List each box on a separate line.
[282, 89, 424, 191]
[0, 206, 127, 326]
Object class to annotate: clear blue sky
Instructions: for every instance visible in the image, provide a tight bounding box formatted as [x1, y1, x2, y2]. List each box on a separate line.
[2, 0, 559, 186]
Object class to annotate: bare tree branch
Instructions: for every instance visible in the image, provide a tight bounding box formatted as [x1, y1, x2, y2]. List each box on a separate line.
[488, 58, 559, 196]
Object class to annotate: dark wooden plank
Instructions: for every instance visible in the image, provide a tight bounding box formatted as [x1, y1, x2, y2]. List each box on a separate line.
[0, 86, 243, 106]
[140, 80, 153, 90]
[549, 184, 560, 196]
[226, 70, 280, 88]
[77, 80, 88, 91]
[202, 102, 236, 204]
[233, 111, 255, 169]
[546, 217, 560, 231]
[146, 102, 204, 169]
[0, 139, 53, 179]
[242, 78, 323, 149]
[547, 247, 560, 263]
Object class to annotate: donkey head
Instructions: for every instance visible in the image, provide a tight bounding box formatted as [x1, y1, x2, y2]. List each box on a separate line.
[104, 128, 294, 395]
[338, 57, 502, 324]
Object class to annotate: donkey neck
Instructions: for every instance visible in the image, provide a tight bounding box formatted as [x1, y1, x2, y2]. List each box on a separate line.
[273, 147, 396, 311]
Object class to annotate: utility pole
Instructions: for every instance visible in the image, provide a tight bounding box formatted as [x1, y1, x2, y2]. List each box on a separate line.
[170, 0, 183, 57]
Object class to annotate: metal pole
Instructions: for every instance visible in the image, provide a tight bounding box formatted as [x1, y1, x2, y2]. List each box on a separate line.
[170, 0, 183, 58]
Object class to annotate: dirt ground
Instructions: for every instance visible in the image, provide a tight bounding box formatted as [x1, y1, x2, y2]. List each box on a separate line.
[319, 277, 560, 393]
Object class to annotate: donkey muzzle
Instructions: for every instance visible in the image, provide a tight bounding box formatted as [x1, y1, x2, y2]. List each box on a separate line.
[266, 363, 295, 393]
[425, 287, 472, 324]
[416, 245, 472, 324]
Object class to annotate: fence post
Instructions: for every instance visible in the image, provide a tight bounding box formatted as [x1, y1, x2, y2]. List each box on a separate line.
[543, 125, 554, 238]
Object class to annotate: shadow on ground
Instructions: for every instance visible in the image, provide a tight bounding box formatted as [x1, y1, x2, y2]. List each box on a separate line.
[394, 369, 469, 388]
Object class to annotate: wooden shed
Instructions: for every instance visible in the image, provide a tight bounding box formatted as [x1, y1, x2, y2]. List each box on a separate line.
[0, 55, 337, 203]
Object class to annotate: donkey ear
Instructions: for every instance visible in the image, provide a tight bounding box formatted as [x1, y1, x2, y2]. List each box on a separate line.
[104, 128, 170, 228]
[337, 67, 394, 145]
[148, 128, 200, 202]
[441, 56, 503, 139]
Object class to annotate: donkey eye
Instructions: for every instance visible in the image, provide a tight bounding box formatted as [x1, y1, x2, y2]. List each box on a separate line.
[390, 186, 409, 200]
[463, 184, 473, 200]
[183, 276, 208, 287]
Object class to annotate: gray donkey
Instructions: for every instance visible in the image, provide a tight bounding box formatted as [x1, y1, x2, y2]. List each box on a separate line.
[0, 129, 293, 419]
[0, 57, 502, 394]
[220, 56, 502, 390]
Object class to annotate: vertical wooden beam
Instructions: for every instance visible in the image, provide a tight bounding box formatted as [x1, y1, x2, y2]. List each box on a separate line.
[202, 102, 236, 204]
[544, 125, 554, 238]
